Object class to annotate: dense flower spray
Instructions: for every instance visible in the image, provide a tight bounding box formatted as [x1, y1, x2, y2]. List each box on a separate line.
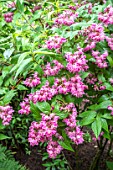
[45, 36, 66, 50]
[23, 72, 41, 87]
[0, 105, 14, 125]
[54, 10, 78, 26]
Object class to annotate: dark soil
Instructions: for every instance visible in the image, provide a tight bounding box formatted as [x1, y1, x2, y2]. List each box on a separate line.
[15, 140, 113, 170]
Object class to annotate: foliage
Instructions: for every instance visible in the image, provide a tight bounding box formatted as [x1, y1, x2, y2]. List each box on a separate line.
[0, 0, 113, 169]
[0, 144, 27, 170]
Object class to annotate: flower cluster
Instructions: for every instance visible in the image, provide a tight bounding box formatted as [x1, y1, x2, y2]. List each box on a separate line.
[28, 81, 57, 103]
[65, 50, 88, 73]
[28, 113, 59, 146]
[85, 73, 98, 85]
[66, 126, 84, 145]
[54, 10, 78, 26]
[61, 103, 77, 128]
[28, 113, 62, 158]
[61, 103, 84, 145]
[83, 42, 96, 52]
[23, 72, 41, 87]
[92, 50, 108, 68]
[94, 82, 106, 91]
[83, 23, 105, 42]
[18, 98, 30, 115]
[53, 75, 88, 97]
[47, 140, 63, 158]
[44, 60, 64, 76]
[98, 6, 113, 26]
[69, 1, 87, 11]
[45, 36, 66, 50]
[105, 36, 113, 50]
[85, 73, 106, 91]
[0, 105, 14, 125]
[4, 12, 13, 23]
[107, 106, 113, 116]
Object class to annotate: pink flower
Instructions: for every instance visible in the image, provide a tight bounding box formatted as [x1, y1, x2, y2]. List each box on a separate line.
[55, 10, 78, 26]
[0, 105, 14, 125]
[23, 72, 41, 87]
[18, 98, 30, 115]
[45, 36, 66, 50]
[47, 140, 63, 158]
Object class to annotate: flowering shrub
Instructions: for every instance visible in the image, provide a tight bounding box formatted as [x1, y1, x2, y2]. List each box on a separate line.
[0, 0, 113, 169]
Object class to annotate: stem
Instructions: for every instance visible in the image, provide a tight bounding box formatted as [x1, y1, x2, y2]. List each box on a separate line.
[75, 146, 79, 170]
[107, 139, 113, 156]
[18, 10, 37, 32]
[62, 151, 73, 170]
[89, 139, 108, 170]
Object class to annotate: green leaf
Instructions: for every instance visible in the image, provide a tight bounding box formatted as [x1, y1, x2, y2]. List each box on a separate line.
[88, 101, 112, 110]
[65, 94, 76, 103]
[92, 116, 102, 138]
[36, 102, 51, 114]
[0, 76, 3, 86]
[108, 118, 113, 126]
[106, 161, 113, 170]
[80, 111, 96, 126]
[58, 141, 74, 152]
[104, 82, 113, 91]
[30, 102, 41, 121]
[103, 131, 110, 140]
[98, 100, 112, 109]
[3, 90, 16, 105]
[33, 50, 58, 56]
[102, 113, 112, 119]
[56, 111, 68, 119]
[15, 58, 32, 79]
[17, 85, 28, 90]
[79, 111, 96, 118]
[107, 56, 113, 67]
[34, 66, 44, 76]
[101, 118, 108, 132]
[0, 134, 10, 140]
[15, 0, 24, 12]
[81, 72, 89, 79]
[0, 120, 5, 130]
[3, 48, 14, 59]
[98, 95, 109, 103]
[88, 104, 99, 110]
[47, 76, 55, 86]
[97, 74, 106, 82]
